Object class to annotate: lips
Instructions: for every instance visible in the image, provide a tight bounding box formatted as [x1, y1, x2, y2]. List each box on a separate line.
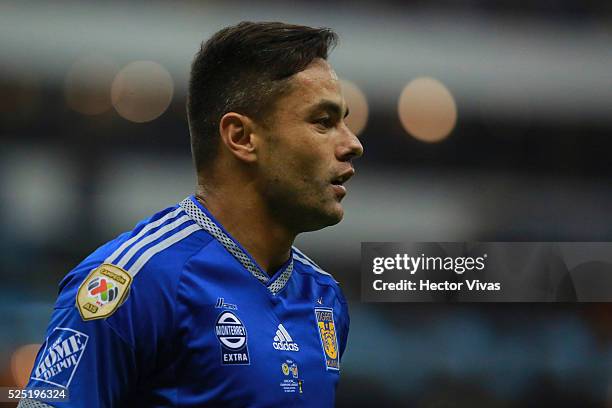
[330, 169, 355, 186]
[330, 183, 347, 198]
[330, 168, 355, 198]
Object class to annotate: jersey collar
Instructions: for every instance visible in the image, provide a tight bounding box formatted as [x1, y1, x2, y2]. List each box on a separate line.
[179, 196, 293, 295]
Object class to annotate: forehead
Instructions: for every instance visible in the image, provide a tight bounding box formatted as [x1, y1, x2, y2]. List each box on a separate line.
[279, 59, 343, 115]
[295, 58, 339, 86]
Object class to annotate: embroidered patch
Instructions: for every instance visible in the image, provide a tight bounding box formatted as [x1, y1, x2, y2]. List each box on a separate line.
[76, 263, 132, 321]
[31, 327, 89, 388]
[215, 297, 237, 310]
[314, 307, 340, 371]
[214, 311, 250, 365]
[272, 323, 300, 352]
[280, 359, 302, 393]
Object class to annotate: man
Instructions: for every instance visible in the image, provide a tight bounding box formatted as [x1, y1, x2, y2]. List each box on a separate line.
[20, 21, 363, 407]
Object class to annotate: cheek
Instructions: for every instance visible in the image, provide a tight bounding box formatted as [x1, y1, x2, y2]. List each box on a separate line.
[264, 128, 332, 188]
[296, 155, 328, 191]
[296, 142, 330, 175]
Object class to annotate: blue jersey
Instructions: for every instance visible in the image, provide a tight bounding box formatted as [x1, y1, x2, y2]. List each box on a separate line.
[20, 196, 349, 407]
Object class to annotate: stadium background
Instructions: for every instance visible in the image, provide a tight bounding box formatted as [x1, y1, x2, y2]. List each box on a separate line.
[1, 1, 612, 406]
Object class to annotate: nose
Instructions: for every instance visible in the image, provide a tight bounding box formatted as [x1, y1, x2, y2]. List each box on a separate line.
[336, 125, 364, 162]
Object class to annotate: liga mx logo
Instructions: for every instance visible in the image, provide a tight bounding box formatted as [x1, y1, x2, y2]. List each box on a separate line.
[214, 311, 250, 365]
[77, 263, 132, 321]
[87, 277, 118, 306]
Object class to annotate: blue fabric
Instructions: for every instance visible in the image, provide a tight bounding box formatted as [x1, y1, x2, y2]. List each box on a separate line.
[24, 197, 349, 407]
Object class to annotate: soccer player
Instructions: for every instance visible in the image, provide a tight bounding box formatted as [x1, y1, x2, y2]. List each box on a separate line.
[19, 21, 363, 407]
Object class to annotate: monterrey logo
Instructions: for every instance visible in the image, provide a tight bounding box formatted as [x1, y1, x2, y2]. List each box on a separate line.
[31, 327, 89, 388]
[214, 311, 250, 365]
[87, 277, 118, 306]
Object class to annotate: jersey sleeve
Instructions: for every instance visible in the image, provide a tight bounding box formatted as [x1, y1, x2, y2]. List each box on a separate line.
[20, 304, 138, 408]
[20, 259, 179, 407]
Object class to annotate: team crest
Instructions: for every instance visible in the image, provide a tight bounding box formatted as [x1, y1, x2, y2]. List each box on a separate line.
[314, 307, 340, 371]
[76, 263, 132, 321]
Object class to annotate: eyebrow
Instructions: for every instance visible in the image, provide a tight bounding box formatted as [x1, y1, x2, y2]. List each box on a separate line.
[308, 99, 350, 119]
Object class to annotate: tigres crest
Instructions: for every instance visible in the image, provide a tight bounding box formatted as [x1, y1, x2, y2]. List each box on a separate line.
[314, 308, 340, 370]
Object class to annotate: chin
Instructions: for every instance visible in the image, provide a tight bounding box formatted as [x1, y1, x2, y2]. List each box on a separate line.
[328, 204, 344, 225]
[300, 205, 344, 232]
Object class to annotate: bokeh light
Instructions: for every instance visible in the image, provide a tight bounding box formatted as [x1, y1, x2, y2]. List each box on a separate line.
[10, 344, 40, 387]
[111, 61, 174, 123]
[398, 77, 457, 143]
[65, 55, 118, 115]
[340, 79, 369, 136]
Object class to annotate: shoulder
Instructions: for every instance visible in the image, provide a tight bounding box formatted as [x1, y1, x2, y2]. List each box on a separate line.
[292, 246, 350, 349]
[55, 202, 212, 311]
[292, 246, 347, 306]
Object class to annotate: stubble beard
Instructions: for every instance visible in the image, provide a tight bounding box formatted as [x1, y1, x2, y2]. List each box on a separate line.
[264, 178, 343, 234]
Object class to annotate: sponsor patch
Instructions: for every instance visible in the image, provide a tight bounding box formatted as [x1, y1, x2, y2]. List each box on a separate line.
[76, 263, 132, 321]
[31, 327, 89, 388]
[215, 311, 250, 365]
[214, 297, 237, 310]
[314, 307, 340, 371]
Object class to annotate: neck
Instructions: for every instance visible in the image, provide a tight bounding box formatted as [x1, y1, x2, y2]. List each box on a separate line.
[195, 183, 295, 276]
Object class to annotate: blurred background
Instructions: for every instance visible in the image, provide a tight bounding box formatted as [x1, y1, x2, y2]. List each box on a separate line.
[1, 0, 612, 406]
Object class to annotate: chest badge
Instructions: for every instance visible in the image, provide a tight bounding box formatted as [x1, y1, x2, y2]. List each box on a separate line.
[280, 359, 302, 394]
[314, 307, 340, 371]
[215, 311, 250, 365]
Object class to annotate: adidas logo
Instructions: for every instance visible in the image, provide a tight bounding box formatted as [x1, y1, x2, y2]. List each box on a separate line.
[273, 324, 300, 352]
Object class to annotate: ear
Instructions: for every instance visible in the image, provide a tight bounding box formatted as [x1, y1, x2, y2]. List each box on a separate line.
[218, 112, 258, 163]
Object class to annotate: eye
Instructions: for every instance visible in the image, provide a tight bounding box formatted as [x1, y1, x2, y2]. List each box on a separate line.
[313, 117, 334, 129]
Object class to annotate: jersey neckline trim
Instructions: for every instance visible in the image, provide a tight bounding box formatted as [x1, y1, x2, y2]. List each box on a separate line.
[179, 196, 294, 295]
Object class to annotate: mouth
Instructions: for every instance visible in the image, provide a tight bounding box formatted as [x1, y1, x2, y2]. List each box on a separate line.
[330, 169, 355, 198]
[331, 168, 355, 186]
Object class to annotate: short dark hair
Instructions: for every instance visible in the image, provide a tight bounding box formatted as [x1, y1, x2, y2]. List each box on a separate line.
[187, 21, 338, 171]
